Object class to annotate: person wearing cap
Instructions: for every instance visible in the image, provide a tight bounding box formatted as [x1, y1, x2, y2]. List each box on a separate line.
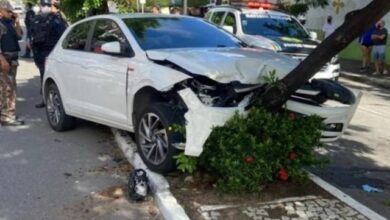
[31, 0, 67, 108]
[0, 0, 24, 126]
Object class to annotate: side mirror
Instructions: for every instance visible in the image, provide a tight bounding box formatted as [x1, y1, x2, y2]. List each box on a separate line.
[101, 41, 121, 55]
[222, 25, 234, 34]
[310, 31, 318, 40]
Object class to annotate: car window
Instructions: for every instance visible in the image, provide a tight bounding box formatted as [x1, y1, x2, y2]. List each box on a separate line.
[210, 11, 225, 25]
[90, 19, 131, 56]
[241, 13, 309, 39]
[63, 21, 92, 51]
[123, 17, 242, 50]
[204, 11, 212, 20]
[223, 12, 237, 34]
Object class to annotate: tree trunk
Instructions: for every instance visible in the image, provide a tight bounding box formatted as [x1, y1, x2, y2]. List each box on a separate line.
[262, 0, 390, 111]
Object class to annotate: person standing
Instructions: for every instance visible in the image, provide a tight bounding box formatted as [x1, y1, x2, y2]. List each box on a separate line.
[31, 0, 67, 108]
[0, 0, 24, 126]
[358, 25, 376, 73]
[322, 15, 336, 39]
[371, 19, 388, 75]
[151, 4, 160, 14]
[22, 2, 35, 58]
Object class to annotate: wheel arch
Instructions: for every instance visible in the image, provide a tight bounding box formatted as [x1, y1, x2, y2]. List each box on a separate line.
[132, 86, 167, 127]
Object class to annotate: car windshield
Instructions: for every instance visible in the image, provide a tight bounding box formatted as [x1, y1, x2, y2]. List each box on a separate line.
[123, 17, 242, 50]
[241, 13, 309, 39]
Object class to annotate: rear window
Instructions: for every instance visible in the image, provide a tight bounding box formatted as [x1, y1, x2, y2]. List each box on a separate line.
[123, 17, 242, 50]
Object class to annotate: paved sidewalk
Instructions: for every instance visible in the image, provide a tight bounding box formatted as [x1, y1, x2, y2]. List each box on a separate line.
[340, 59, 390, 88]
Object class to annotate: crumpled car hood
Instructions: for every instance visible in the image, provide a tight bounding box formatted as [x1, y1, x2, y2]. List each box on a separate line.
[146, 48, 299, 84]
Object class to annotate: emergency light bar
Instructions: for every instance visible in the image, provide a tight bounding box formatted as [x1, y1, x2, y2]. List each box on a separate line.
[230, 0, 276, 9]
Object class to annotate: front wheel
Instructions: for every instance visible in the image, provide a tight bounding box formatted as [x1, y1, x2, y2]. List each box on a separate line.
[135, 103, 184, 174]
[45, 83, 76, 131]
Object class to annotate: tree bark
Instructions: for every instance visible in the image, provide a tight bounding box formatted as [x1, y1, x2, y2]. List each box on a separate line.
[262, 0, 390, 111]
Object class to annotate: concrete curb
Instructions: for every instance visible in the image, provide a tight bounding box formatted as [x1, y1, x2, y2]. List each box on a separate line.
[112, 128, 386, 220]
[308, 172, 387, 220]
[341, 71, 390, 89]
[111, 128, 190, 220]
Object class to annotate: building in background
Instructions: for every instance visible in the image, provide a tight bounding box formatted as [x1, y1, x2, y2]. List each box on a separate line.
[304, 0, 390, 64]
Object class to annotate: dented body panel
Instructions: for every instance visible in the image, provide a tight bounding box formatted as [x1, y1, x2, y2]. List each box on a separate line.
[146, 48, 299, 84]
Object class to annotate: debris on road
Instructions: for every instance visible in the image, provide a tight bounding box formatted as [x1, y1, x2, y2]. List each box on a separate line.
[362, 184, 383, 193]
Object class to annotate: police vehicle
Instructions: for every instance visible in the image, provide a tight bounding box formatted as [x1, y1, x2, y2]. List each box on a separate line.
[206, 2, 340, 80]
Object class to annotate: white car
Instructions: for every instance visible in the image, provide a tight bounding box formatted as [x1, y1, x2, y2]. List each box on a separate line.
[206, 5, 340, 80]
[43, 14, 361, 173]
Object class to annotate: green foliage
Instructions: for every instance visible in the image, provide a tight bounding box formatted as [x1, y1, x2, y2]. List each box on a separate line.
[175, 107, 327, 193]
[262, 69, 279, 85]
[174, 153, 198, 173]
[279, 0, 329, 16]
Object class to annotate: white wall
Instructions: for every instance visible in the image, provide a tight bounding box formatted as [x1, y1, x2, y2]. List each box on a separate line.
[305, 0, 390, 31]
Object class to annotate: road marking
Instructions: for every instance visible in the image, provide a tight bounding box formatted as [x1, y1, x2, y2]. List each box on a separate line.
[308, 172, 387, 220]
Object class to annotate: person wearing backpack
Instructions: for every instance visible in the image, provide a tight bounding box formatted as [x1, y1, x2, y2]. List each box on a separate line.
[31, 0, 67, 108]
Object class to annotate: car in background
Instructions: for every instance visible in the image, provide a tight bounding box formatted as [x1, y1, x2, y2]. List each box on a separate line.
[206, 4, 340, 80]
[43, 14, 360, 173]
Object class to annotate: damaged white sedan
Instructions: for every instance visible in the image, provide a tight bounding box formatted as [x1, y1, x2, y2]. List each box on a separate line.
[43, 14, 361, 173]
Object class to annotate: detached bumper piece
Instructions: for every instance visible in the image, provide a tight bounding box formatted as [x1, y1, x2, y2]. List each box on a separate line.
[287, 79, 362, 142]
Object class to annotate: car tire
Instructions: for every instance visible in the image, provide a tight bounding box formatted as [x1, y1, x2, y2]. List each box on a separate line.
[135, 103, 185, 174]
[45, 83, 76, 131]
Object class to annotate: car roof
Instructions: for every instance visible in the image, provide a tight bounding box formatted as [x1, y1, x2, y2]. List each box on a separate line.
[80, 13, 187, 20]
[210, 6, 291, 17]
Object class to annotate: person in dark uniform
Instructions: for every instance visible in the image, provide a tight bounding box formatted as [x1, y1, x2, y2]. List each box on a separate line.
[0, 0, 24, 126]
[23, 2, 35, 58]
[31, 0, 67, 108]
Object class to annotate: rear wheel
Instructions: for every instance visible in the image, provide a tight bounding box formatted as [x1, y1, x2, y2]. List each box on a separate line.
[45, 83, 76, 131]
[135, 103, 184, 173]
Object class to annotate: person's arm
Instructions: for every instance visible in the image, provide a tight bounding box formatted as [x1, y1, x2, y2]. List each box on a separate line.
[0, 54, 10, 75]
[13, 14, 23, 40]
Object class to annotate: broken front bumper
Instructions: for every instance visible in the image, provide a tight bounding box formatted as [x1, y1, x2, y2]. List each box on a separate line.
[178, 88, 362, 157]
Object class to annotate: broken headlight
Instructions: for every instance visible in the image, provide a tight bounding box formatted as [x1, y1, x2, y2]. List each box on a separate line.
[186, 76, 258, 107]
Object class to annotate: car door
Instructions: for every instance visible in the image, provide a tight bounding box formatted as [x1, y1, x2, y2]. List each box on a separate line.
[221, 12, 238, 34]
[77, 19, 133, 126]
[56, 20, 94, 112]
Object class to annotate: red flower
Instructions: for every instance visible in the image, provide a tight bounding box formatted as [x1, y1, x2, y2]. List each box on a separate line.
[244, 155, 255, 164]
[288, 152, 297, 161]
[288, 112, 296, 121]
[277, 168, 289, 181]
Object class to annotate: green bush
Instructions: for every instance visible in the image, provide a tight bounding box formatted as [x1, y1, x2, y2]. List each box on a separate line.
[175, 107, 328, 193]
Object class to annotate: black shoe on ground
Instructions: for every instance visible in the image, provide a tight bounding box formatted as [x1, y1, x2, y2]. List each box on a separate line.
[35, 102, 46, 108]
[1, 119, 25, 126]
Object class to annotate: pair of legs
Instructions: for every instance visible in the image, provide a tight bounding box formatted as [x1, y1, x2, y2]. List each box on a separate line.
[0, 62, 21, 125]
[360, 44, 372, 72]
[33, 48, 51, 108]
[372, 45, 387, 75]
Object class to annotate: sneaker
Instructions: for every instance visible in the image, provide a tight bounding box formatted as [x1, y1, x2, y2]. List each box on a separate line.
[1, 119, 25, 126]
[360, 66, 369, 73]
[383, 70, 388, 75]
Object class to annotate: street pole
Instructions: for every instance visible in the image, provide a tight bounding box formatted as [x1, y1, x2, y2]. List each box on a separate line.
[142, 3, 144, 13]
[183, 0, 187, 15]
[137, 0, 140, 12]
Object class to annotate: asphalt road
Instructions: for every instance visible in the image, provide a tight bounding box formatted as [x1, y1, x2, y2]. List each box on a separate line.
[0, 60, 161, 220]
[312, 77, 390, 218]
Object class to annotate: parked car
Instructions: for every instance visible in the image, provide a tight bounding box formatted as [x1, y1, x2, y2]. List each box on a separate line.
[206, 5, 340, 80]
[43, 14, 361, 173]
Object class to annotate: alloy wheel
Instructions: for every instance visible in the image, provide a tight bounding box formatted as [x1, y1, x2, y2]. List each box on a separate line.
[138, 113, 169, 165]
